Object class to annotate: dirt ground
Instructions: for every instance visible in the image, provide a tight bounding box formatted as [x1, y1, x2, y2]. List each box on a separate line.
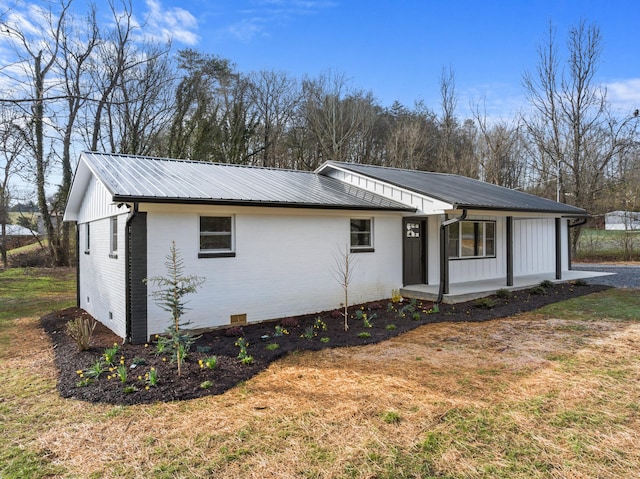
[41, 282, 609, 405]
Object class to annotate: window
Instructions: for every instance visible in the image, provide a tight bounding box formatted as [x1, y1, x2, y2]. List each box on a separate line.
[199, 216, 235, 258]
[350, 218, 374, 252]
[84, 223, 90, 254]
[448, 220, 495, 259]
[109, 217, 118, 258]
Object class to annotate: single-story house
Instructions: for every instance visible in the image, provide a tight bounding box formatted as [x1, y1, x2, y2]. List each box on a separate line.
[64, 152, 602, 343]
[605, 210, 640, 231]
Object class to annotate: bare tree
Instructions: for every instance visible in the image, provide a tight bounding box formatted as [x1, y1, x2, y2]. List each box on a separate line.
[0, 0, 72, 265]
[523, 20, 639, 252]
[247, 70, 300, 168]
[332, 245, 356, 331]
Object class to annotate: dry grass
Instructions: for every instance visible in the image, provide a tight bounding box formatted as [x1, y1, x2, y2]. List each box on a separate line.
[2, 287, 640, 478]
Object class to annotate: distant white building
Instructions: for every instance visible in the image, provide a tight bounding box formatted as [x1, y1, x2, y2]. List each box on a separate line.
[605, 211, 640, 231]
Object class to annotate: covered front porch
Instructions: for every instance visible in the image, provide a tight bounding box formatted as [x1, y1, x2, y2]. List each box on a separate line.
[400, 269, 613, 304]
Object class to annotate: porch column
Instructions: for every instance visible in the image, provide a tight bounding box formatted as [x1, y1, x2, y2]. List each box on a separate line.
[440, 222, 450, 294]
[506, 216, 513, 286]
[555, 217, 562, 280]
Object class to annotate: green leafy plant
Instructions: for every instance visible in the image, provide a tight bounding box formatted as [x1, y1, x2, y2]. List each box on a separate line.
[496, 288, 513, 300]
[301, 326, 316, 340]
[265, 343, 280, 351]
[313, 317, 327, 331]
[412, 312, 421, 321]
[144, 241, 205, 376]
[65, 314, 97, 351]
[358, 332, 371, 338]
[381, 411, 402, 424]
[103, 344, 120, 365]
[199, 356, 218, 369]
[116, 364, 128, 383]
[320, 337, 330, 343]
[385, 324, 397, 330]
[76, 378, 94, 387]
[84, 359, 106, 379]
[123, 385, 138, 394]
[235, 337, 254, 365]
[540, 279, 554, 289]
[200, 380, 213, 389]
[273, 325, 289, 336]
[145, 367, 158, 387]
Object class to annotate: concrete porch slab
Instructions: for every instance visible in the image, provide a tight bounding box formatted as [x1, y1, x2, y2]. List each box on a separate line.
[400, 270, 614, 304]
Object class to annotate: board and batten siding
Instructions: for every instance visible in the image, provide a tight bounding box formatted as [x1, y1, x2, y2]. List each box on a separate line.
[143, 204, 403, 337]
[76, 176, 128, 339]
[324, 168, 452, 214]
[513, 218, 556, 276]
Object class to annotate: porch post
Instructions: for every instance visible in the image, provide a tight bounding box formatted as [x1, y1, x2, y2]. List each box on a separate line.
[506, 216, 513, 286]
[555, 217, 562, 280]
[440, 222, 450, 294]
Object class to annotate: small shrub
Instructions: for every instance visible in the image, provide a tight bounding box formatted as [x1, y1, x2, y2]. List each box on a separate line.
[223, 326, 244, 337]
[265, 343, 280, 351]
[358, 332, 371, 338]
[132, 357, 147, 366]
[412, 312, 421, 321]
[235, 337, 254, 365]
[280, 317, 299, 328]
[540, 280, 554, 289]
[320, 337, 330, 343]
[65, 314, 97, 351]
[273, 325, 289, 336]
[385, 324, 397, 330]
[531, 286, 547, 296]
[475, 297, 497, 309]
[301, 326, 316, 340]
[496, 288, 513, 300]
[199, 356, 218, 369]
[200, 380, 213, 389]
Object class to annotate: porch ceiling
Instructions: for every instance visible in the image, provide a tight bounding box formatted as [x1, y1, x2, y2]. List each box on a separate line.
[401, 270, 614, 304]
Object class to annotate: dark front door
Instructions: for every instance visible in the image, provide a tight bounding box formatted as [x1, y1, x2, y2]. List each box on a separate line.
[403, 218, 426, 285]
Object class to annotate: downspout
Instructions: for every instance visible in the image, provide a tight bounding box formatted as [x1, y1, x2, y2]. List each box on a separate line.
[124, 202, 138, 343]
[567, 217, 588, 270]
[75, 224, 80, 307]
[436, 208, 468, 304]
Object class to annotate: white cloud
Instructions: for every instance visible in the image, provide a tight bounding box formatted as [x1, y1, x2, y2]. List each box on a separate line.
[143, 0, 199, 45]
[605, 78, 640, 114]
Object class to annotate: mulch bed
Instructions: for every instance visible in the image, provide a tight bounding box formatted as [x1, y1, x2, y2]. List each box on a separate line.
[41, 282, 609, 405]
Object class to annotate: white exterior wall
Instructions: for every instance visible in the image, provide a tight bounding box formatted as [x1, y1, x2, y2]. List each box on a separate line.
[76, 177, 128, 338]
[513, 218, 556, 276]
[144, 204, 403, 337]
[448, 215, 505, 283]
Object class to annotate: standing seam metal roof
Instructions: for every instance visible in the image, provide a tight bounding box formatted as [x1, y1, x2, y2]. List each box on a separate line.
[323, 162, 587, 215]
[79, 152, 415, 211]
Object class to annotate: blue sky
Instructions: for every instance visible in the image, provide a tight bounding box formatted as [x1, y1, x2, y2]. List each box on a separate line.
[131, 0, 640, 120]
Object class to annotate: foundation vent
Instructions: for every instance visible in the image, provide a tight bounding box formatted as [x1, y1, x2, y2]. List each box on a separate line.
[230, 313, 247, 326]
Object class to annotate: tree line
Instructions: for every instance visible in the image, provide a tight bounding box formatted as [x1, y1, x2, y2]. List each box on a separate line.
[0, 0, 638, 267]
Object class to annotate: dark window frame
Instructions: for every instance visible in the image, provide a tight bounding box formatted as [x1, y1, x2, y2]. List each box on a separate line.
[109, 216, 118, 259]
[199, 215, 236, 259]
[84, 223, 90, 254]
[448, 220, 496, 259]
[350, 218, 374, 253]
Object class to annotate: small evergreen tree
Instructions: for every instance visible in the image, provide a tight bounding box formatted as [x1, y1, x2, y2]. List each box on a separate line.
[145, 241, 204, 375]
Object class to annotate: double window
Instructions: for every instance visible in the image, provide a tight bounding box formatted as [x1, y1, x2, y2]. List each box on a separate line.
[199, 216, 235, 258]
[350, 218, 374, 252]
[448, 220, 495, 259]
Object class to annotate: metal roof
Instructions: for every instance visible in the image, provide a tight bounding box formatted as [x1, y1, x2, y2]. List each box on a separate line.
[75, 152, 415, 211]
[321, 162, 587, 216]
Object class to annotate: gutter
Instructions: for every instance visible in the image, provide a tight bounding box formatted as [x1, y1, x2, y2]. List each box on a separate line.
[436, 209, 468, 304]
[124, 202, 139, 343]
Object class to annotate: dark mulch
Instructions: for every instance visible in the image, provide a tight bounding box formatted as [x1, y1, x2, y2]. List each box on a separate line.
[41, 282, 609, 405]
